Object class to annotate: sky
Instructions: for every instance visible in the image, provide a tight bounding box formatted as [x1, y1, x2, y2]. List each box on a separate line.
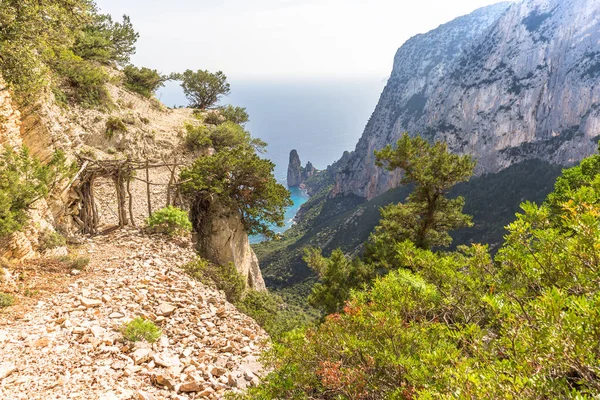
[95, 0, 510, 81]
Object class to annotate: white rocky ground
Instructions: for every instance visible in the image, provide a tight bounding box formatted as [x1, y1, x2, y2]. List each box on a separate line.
[0, 229, 268, 399]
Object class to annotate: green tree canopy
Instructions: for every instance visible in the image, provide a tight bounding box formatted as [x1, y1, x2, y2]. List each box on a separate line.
[74, 13, 139, 66]
[175, 69, 231, 109]
[0, 0, 94, 99]
[304, 247, 375, 315]
[180, 146, 291, 237]
[371, 133, 475, 253]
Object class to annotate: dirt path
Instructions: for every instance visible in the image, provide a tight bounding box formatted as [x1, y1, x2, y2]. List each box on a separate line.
[0, 229, 267, 399]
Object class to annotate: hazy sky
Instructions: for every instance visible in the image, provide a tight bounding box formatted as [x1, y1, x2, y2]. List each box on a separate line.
[95, 0, 510, 80]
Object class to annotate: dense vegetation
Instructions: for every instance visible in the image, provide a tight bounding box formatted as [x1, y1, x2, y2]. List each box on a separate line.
[254, 159, 562, 313]
[0, 147, 71, 237]
[0, 0, 139, 106]
[238, 143, 600, 399]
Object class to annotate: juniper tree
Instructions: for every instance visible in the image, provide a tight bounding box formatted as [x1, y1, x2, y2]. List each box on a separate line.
[370, 133, 475, 261]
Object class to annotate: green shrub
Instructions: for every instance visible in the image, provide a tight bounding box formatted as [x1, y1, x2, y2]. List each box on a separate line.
[38, 230, 66, 251]
[237, 290, 311, 338]
[220, 105, 249, 125]
[203, 112, 223, 125]
[54, 49, 111, 108]
[121, 317, 161, 343]
[145, 206, 192, 236]
[0, 293, 14, 308]
[105, 117, 127, 139]
[184, 124, 212, 151]
[70, 257, 90, 270]
[73, 14, 139, 66]
[0, 147, 68, 238]
[123, 65, 166, 98]
[184, 258, 246, 303]
[241, 151, 600, 399]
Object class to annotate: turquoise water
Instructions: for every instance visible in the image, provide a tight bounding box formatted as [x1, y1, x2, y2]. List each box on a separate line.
[249, 186, 309, 244]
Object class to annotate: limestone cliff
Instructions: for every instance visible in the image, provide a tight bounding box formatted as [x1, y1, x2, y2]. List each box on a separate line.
[0, 76, 22, 149]
[331, 0, 600, 200]
[193, 205, 266, 291]
[287, 150, 303, 187]
[287, 149, 316, 187]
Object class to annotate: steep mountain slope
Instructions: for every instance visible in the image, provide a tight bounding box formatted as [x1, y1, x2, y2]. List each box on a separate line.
[334, 0, 600, 200]
[257, 159, 562, 293]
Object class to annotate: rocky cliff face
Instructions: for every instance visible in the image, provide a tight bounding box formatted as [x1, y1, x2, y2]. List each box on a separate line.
[287, 150, 316, 187]
[333, 0, 600, 200]
[287, 150, 303, 187]
[196, 206, 266, 291]
[0, 76, 22, 149]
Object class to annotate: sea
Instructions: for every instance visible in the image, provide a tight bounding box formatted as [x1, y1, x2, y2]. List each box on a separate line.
[158, 77, 384, 241]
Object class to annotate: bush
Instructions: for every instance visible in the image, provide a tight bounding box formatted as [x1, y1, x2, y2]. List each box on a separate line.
[237, 290, 311, 338]
[220, 105, 249, 125]
[58, 256, 90, 270]
[203, 111, 223, 125]
[54, 49, 111, 108]
[105, 117, 127, 139]
[184, 258, 246, 303]
[0, 293, 14, 308]
[184, 124, 212, 151]
[0, 147, 68, 238]
[121, 317, 161, 343]
[38, 230, 66, 251]
[123, 65, 166, 98]
[73, 14, 139, 66]
[145, 206, 192, 236]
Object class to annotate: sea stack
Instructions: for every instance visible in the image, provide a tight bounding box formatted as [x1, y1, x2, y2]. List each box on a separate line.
[287, 150, 303, 187]
[287, 150, 316, 188]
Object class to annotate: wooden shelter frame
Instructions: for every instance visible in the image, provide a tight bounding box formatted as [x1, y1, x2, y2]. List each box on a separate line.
[72, 156, 184, 235]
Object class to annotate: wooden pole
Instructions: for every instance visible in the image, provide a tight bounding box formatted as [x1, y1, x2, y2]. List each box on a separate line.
[166, 160, 176, 207]
[127, 174, 136, 227]
[146, 160, 152, 217]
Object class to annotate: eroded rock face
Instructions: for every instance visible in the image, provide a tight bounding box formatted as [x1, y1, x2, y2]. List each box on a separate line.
[333, 0, 600, 200]
[0, 75, 22, 149]
[287, 150, 316, 188]
[287, 150, 303, 187]
[196, 207, 266, 291]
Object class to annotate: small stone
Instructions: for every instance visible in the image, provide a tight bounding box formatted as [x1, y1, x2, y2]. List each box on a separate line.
[111, 361, 126, 370]
[0, 362, 16, 380]
[179, 379, 204, 392]
[156, 302, 176, 317]
[109, 312, 124, 319]
[151, 373, 176, 390]
[102, 294, 111, 302]
[210, 366, 227, 377]
[91, 325, 106, 338]
[136, 391, 157, 400]
[132, 348, 152, 365]
[80, 298, 102, 308]
[227, 373, 237, 387]
[152, 352, 180, 368]
[32, 337, 50, 348]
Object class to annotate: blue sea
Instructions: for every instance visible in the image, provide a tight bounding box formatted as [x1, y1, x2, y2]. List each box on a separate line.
[158, 77, 384, 239]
